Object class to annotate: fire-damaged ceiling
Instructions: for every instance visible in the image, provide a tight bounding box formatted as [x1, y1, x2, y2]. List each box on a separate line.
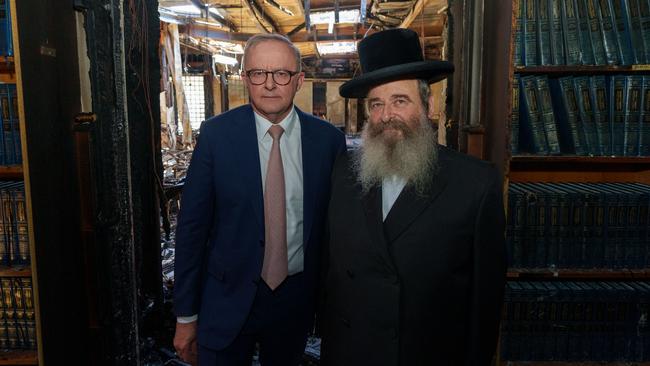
[159, 0, 448, 78]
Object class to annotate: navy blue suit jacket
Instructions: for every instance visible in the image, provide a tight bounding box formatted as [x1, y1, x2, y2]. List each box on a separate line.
[174, 104, 346, 350]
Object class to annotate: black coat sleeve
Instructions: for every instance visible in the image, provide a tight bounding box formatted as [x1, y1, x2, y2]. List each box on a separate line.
[465, 166, 507, 366]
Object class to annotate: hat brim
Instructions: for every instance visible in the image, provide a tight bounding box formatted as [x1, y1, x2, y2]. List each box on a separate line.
[339, 60, 454, 98]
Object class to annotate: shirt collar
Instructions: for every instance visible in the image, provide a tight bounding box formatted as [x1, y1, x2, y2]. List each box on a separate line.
[254, 106, 299, 143]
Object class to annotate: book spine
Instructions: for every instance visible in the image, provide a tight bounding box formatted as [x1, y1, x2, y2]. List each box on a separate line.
[586, 0, 609, 64]
[611, 0, 636, 64]
[575, 76, 602, 154]
[550, 0, 567, 64]
[563, 0, 583, 65]
[525, 0, 540, 65]
[576, 0, 597, 64]
[0, 84, 13, 164]
[522, 75, 550, 154]
[626, 75, 643, 156]
[640, 0, 650, 64]
[538, 0, 553, 65]
[592, 75, 612, 155]
[536, 76, 562, 154]
[625, 0, 646, 64]
[641, 75, 650, 155]
[560, 76, 590, 154]
[515, 0, 525, 66]
[512, 74, 521, 154]
[610, 75, 629, 156]
[597, 0, 622, 64]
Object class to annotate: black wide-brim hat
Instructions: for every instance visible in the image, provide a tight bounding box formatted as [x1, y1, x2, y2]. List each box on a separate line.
[339, 28, 454, 98]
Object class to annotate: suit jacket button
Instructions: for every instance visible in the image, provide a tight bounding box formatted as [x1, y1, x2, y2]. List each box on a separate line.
[346, 269, 355, 279]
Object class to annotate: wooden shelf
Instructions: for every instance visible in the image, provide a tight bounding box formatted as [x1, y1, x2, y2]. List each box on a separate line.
[0, 350, 37, 365]
[509, 156, 650, 183]
[0, 266, 31, 277]
[0, 56, 16, 83]
[0, 166, 23, 179]
[514, 64, 650, 74]
[507, 269, 650, 280]
[502, 363, 650, 366]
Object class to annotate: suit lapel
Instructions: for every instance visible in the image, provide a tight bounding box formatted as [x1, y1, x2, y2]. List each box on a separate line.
[383, 171, 448, 243]
[233, 106, 265, 235]
[361, 185, 397, 272]
[299, 109, 319, 247]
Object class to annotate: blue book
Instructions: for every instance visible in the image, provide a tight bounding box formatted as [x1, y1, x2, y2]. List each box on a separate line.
[514, 0, 525, 66]
[0, 84, 13, 164]
[641, 0, 650, 64]
[0, 0, 7, 57]
[597, 0, 622, 64]
[642, 76, 650, 155]
[521, 75, 549, 154]
[626, 75, 643, 156]
[592, 75, 612, 155]
[550, 0, 566, 64]
[562, 0, 583, 64]
[610, 0, 636, 64]
[538, 0, 553, 65]
[574, 76, 602, 155]
[624, 0, 646, 64]
[2, 0, 10, 57]
[524, 0, 540, 65]
[585, 0, 609, 64]
[7, 84, 19, 164]
[550, 76, 590, 154]
[535, 75, 562, 154]
[610, 75, 629, 156]
[576, 0, 597, 64]
[512, 74, 521, 155]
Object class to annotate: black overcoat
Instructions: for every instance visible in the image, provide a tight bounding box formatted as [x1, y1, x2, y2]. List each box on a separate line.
[321, 146, 507, 366]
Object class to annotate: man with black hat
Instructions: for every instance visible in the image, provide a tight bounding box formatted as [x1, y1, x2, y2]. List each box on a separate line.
[320, 28, 507, 365]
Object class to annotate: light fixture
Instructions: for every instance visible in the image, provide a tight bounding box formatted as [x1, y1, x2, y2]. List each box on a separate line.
[316, 41, 357, 55]
[309, 9, 360, 25]
[213, 54, 238, 66]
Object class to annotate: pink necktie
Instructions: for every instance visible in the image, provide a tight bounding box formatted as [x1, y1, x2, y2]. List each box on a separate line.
[261, 125, 288, 290]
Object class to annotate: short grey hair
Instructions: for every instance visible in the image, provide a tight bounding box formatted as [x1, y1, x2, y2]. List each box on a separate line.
[242, 33, 302, 72]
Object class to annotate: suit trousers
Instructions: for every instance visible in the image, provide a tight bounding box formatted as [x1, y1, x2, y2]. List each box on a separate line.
[198, 273, 309, 366]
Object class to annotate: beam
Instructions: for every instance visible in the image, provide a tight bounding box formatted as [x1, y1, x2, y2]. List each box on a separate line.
[287, 22, 306, 36]
[188, 27, 254, 42]
[188, 0, 238, 32]
[304, 0, 310, 29]
[264, 0, 294, 16]
[399, 0, 430, 28]
[243, 0, 280, 33]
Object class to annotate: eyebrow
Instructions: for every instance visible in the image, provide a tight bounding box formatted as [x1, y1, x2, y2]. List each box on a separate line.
[367, 94, 413, 102]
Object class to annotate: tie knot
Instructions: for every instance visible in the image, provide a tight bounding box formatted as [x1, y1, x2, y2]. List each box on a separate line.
[268, 125, 284, 141]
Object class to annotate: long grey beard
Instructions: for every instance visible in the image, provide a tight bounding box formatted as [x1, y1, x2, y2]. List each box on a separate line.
[352, 117, 439, 196]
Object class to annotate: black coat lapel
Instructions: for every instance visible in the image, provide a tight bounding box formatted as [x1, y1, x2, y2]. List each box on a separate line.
[361, 185, 397, 272]
[383, 172, 448, 244]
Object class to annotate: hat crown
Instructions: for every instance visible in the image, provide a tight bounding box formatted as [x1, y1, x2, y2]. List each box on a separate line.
[358, 29, 424, 74]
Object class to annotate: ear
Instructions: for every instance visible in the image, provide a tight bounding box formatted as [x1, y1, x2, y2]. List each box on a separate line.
[295, 72, 305, 91]
[427, 94, 435, 119]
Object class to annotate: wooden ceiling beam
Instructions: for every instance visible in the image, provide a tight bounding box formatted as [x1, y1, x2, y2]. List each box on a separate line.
[243, 0, 280, 33]
[188, 27, 253, 42]
[399, 0, 430, 28]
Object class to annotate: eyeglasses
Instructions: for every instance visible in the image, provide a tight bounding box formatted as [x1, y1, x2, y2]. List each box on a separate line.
[244, 69, 299, 86]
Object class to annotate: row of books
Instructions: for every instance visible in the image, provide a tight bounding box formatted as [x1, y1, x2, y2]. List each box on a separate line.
[0, 0, 12, 58]
[514, 0, 650, 66]
[512, 74, 650, 156]
[501, 281, 650, 361]
[0, 182, 27, 267]
[0, 277, 35, 350]
[507, 182, 650, 269]
[0, 83, 20, 165]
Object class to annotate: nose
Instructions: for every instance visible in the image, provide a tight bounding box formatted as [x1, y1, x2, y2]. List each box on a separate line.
[264, 72, 276, 90]
[381, 103, 394, 123]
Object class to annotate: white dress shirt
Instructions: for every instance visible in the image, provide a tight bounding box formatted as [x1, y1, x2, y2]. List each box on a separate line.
[382, 175, 407, 221]
[254, 107, 304, 276]
[178, 107, 305, 325]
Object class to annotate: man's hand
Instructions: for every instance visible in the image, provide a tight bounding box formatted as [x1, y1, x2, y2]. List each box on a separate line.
[174, 321, 198, 365]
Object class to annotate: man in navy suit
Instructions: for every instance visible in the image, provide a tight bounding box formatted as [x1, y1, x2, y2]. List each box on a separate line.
[173, 33, 345, 366]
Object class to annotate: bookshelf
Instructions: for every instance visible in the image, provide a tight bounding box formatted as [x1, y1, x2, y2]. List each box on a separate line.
[0, 0, 40, 364]
[498, 0, 650, 363]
